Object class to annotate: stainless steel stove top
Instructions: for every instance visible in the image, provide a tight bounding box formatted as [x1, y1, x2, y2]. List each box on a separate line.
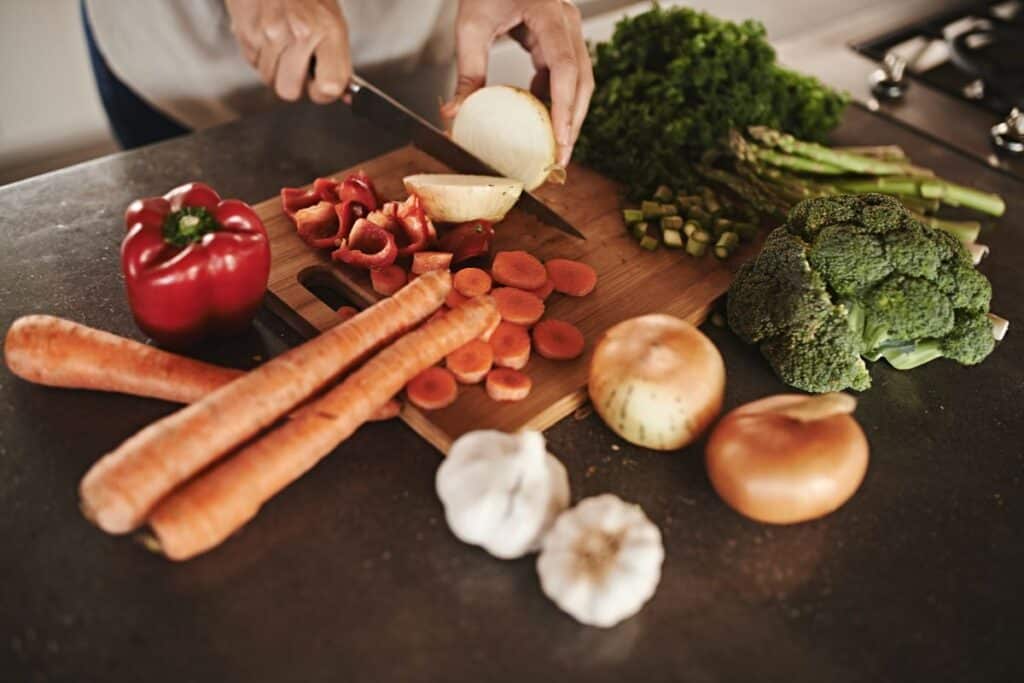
[774, 0, 1024, 180]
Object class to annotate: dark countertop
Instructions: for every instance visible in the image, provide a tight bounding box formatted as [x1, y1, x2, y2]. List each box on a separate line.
[1, 102, 1022, 683]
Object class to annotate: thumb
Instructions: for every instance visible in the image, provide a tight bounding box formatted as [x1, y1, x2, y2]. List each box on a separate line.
[441, 20, 492, 121]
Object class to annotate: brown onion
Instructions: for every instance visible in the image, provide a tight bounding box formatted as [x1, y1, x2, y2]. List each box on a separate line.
[705, 393, 869, 524]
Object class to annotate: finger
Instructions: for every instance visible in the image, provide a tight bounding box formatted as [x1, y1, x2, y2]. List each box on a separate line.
[255, 3, 290, 87]
[275, 36, 317, 101]
[565, 6, 594, 154]
[309, 20, 351, 103]
[525, 3, 579, 166]
[442, 11, 494, 120]
[529, 68, 550, 103]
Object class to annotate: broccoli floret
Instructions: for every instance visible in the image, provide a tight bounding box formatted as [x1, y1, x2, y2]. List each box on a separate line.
[807, 224, 891, 297]
[861, 275, 955, 352]
[726, 194, 1000, 392]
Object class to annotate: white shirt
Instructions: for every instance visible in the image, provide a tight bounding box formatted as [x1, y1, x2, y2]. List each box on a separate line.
[84, 0, 457, 129]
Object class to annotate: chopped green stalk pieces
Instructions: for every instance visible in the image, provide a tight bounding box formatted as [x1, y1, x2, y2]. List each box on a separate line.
[661, 215, 684, 231]
[687, 207, 712, 228]
[659, 203, 679, 217]
[676, 195, 703, 211]
[662, 229, 684, 248]
[684, 220, 701, 238]
[686, 236, 709, 257]
[630, 221, 649, 240]
[691, 229, 713, 244]
[716, 231, 740, 250]
[714, 245, 732, 259]
[712, 218, 731, 237]
[701, 187, 722, 214]
[639, 235, 660, 251]
[622, 208, 644, 224]
[653, 185, 675, 202]
[641, 201, 662, 219]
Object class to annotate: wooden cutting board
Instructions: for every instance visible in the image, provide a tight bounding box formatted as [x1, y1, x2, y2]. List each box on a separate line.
[252, 145, 753, 451]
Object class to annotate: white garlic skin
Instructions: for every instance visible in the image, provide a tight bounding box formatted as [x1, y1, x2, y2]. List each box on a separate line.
[537, 494, 664, 628]
[436, 430, 570, 559]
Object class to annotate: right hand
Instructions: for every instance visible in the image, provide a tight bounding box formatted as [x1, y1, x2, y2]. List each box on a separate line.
[225, 0, 351, 104]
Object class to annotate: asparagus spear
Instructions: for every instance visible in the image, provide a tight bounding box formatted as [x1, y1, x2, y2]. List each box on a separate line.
[754, 147, 848, 175]
[910, 212, 982, 244]
[748, 126, 909, 175]
[833, 145, 908, 161]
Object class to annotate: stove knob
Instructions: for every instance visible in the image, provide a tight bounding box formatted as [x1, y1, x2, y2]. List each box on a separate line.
[869, 53, 908, 100]
[991, 108, 1024, 155]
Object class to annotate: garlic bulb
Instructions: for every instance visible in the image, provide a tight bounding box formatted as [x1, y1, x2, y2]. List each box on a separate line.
[436, 430, 570, 559]
[537, 494, 664, 628]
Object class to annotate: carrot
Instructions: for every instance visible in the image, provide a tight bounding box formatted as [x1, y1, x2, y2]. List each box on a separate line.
[374, 397, 402, 420]
[491, 287, 545, 326]
[428, 308, 448, 324]
[446, 288, 469, 309]
[406, 366, 458, 410]
[485, 368, 532, 401]
[491, 250, 547, 290]
[3, 315, 244, 404]
[489, 321, 531, 370]
[527, 278, 555, 301]
[445, 339, 494, 384]
[411, 251, 453, 275]
[80, 269, 453, 535]
[532, 319, 585, 360]
[479, 312, 501, 342]
[545, 259, 597, 297]
[453, 267, 492, 297]
[147, 295, 500, 560]
[370, 265, 407, 296]
[336, 306, 359, 322]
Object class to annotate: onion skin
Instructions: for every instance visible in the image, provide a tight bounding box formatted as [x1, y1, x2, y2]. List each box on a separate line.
[705, 394, 869, 524]
[588, 314, 725, 450]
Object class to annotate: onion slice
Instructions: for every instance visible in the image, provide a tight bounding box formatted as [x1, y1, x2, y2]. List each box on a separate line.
[451, 86, 563, 191]
[403, 174, 523, 224]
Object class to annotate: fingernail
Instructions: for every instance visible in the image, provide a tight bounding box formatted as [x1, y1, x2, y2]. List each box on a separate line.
[321, 82, 342, 96]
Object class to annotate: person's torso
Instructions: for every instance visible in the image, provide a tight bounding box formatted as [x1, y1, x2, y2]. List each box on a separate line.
[84, 0, 456, 129]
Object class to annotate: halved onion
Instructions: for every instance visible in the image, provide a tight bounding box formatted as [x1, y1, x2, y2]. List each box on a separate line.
[588, 314, 725, 451]
[403, 174, 523, 223]
[451, 86, 564, 191]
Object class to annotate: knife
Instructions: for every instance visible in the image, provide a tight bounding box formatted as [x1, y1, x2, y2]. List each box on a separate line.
[345, 74, 585, 240]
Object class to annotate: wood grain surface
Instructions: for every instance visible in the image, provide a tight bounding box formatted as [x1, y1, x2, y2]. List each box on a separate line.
[253, 145, 754, 451]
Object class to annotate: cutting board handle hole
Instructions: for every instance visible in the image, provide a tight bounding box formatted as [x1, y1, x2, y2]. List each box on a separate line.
[298, 265, 361, 312]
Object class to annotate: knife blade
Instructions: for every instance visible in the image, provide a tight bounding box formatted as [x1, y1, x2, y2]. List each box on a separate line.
[346, 75, 585, 240]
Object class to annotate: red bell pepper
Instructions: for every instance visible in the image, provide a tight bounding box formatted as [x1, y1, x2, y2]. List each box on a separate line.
[121, 182, 271, 348]
[332, 217, 398, 268]
[294, 201, 340, 249]
[382, 194, 436, 257]
[438, 219, 495, 263]
[282, 172, 379, 250]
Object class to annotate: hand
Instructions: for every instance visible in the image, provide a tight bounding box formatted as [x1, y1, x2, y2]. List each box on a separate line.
[443, 0, 594, 166]
[225, 0, 351, 104]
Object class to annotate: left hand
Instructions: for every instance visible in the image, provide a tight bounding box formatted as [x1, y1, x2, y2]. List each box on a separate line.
[442, 0, 594, 167]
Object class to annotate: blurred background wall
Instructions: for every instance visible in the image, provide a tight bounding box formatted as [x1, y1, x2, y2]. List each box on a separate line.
[0, 0, 898, 186]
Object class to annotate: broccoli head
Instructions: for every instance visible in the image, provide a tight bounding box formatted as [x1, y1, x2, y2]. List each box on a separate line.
[727, 193, 1000, 392]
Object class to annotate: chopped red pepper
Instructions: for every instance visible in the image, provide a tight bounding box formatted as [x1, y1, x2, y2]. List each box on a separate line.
[294, 201, 340, 249]
[438, 219, 495, 264]
[281, 187, 320, 219]
[332, 217, 398, 268]
[122, 182, 270, 348]
[381, 194, 436, 257]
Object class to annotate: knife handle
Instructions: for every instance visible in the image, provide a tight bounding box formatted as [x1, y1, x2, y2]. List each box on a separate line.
[307, 55, 363, 98]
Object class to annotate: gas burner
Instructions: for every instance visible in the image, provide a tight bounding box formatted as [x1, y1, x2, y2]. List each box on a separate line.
[870, 52, 909, 100]
[991, 108, 1024, 154]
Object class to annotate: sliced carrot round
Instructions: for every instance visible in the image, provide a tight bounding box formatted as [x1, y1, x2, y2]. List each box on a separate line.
[453, 267, 492, 297]
[426, 308, 448, 324]
[491, 287, 545, 326]
[545, 259, 597, 297]
[445, 339, 494, 384]
[527, 278, 555, 301]
[411, 251, 454, 275]
[370, 265, 408, 296]
[488, 321, 531, 369]
[491, 250, 547, 290]
[486, 368, 532, 402]
[336, 306, 359, 322]
[446, 288, 469, 309]
[532, 319, 585, 360]
[406, 366, 458, 411]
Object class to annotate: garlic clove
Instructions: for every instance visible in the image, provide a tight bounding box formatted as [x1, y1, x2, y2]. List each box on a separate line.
[537, 494, 664, 628]
[436, 430, 570, 559]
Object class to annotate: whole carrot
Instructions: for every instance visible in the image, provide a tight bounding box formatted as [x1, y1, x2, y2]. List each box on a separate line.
[148, 295, 500, 560]
[4, 315, 243, 404]
[80, 270, 452, 534]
